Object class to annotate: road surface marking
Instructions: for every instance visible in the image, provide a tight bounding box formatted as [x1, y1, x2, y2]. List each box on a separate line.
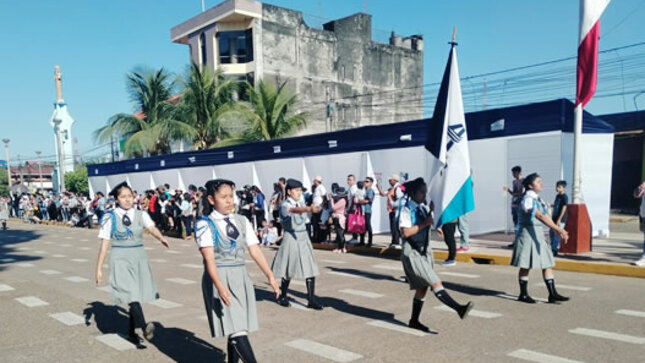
[52, 254, 67, 258]
[43, 241, 53, 245]
[149, 259, 167, 263]
[15, 296, 49, 307]
[144, 247, 154, 251]
[33, 250, 48, 254]
[65, 276, 89, 283]
[80, 247, 91, 250]
[1, 258, 17, 263]
[81, 239, 90, 242]
[0, 283, 15, 292]
[372, 264, 402, 271]
[16, 262, 35, 267]
[434, 305, 501, 318]
[321, 259, 347, 264]
[17, 247, 32, 251]
[61, 243, 72, 247]
[533, 283, 591, 292]
[615, 309, 645, 318]
[181, 263, 203, 269]
[291, 300, 310, 311]
[339, 289, 384, 298]
[327, 271, 361, 279]
[496, 293, 548, 303]
[50, 312, 85, 326]
[149, 299, 183, 309]
[367, 320, 428, 337]
[507, 349, 585, 363]
[569, 328, 645, 344]
[64, 237, 73, 240]
[165, 250, 181, 254]
[97, 286, 111, 293]
[71, 258, 88, 263]
[166, 278, 196, 285]
[40, 269, 62, 275]
[285, 339, 363, 362]
[438, 271, 480, 279]
[95, 334, 135, 351]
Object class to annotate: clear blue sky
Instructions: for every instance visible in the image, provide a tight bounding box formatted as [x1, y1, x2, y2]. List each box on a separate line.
[0, 0, 642, 164]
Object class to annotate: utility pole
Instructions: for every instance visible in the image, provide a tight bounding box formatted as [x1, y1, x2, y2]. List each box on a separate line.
[2, 139, 10, 196]
[54, 119, 65, 193]
[17, 154, 24, 185]
[36, 151, 43, 192]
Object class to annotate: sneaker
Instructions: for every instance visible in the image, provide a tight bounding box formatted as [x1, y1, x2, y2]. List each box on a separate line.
[441, 260, 456, 266]
[456, 246, 470, 253]
[342, 248, 348, 253]
[633, 257, 645, 267]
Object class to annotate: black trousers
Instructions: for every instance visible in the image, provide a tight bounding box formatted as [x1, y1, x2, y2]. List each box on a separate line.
[442, 222, 458, 261]
[360, 212, 373, 245]
[333, 217, 346, 249]
[389, 211, 401, 245]
[272, 210, 282, 236]
[182, 216, 193, 236]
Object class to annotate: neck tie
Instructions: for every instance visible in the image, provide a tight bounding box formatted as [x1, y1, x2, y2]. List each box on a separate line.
[122, 212, 131, 227]
[224, 217, 240, 240]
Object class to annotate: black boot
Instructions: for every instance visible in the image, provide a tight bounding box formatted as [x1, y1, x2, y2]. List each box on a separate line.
[408, 298, 429, 332]
[227, 337, 239, 363]
[518, 278, 536, 304]
[305, 277, 324, 310]
[127, 310, 146, 349]
[129, 302, 154, 340]
[434, 289, 473, 319]
[230, 335, 258, 363]
[545, 278, 569, 303]
[2, 221, 6, 230]
[277, 278, 291, 307]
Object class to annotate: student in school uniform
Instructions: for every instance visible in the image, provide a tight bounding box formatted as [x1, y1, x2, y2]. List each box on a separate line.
[195, 179, 280, 363]
[0, 196, 9, 230]
[399, 177, 473, 332]
[95, 182, 170, 348]
[272, 179, 324, 310]
[510, 173, 570, 304]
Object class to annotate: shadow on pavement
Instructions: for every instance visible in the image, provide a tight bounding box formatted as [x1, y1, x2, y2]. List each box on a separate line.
[83, 301, 224, 362]
[441, 281, 507, 298]
[0, 228, 44, 272]
[325, 266, 405, 283]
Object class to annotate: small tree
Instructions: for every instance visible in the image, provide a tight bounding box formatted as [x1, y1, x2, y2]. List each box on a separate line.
[65, 167, 89, 195]
[0, 167, 8, 196]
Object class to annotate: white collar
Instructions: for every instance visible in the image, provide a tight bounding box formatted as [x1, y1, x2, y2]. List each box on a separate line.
[209, 209, 232, 220]
[116, 206, 133, 214]
[525, 190, 538, 198]
[287, 197, 298, 204]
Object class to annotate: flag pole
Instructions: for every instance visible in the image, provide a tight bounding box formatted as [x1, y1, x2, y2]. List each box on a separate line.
[572, 104, 583, 203]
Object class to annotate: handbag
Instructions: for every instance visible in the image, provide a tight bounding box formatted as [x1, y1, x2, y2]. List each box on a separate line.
[347, 208, 366, 234]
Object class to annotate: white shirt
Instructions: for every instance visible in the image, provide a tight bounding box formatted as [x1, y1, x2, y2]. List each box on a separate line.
[521, 190, 547, 214]
[98, 207, 155, 240]
[389, 183, 405, 210]
[195, 210, 259, 249]
[399, 199, 430, 229]
[313, 184, 327, 206]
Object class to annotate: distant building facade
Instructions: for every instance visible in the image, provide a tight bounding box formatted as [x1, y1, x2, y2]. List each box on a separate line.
[171, 0, 424, 134]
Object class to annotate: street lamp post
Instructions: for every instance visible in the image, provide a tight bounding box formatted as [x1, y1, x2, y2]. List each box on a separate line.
[2, 139, 10, 196]
[36, 151, 43, 192]
[53, 119, 65, 193]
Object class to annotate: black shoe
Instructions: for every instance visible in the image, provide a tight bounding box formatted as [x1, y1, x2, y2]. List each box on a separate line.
[506, 243, 515, 249]
[357, 242, 365, 247]
[408, 319, 430, 332]
[548, 294, 569, 304]
[552, 250, 559, 257]
[277, 296, 290, 307]
[458, 302, 474, 319]
[518, 294, 536, 304]
[127, 333, 147, 349]
[307, 300, 324, 310]
[143, 322, 155, 341]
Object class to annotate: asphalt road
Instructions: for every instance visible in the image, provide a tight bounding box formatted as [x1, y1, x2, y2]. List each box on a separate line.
[1, 222, 643, 363]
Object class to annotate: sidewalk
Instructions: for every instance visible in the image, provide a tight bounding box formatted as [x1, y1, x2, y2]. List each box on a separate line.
[314, 219, 645, 278]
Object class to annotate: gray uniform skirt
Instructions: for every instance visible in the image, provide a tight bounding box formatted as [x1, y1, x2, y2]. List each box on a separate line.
[202, 265, 258, 338]
[510, 225, 555, 269]
[109, 246, 159, 305]
[401, 242, 441, 290]
[272, 230, 319, 279]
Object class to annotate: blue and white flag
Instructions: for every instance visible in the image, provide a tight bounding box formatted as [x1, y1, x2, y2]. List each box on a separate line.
[425, 43, 475, 228]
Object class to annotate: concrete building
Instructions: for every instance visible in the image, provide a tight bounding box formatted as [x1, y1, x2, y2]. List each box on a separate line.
[9, 162, 54, 193]
[171, 0, 424, 134]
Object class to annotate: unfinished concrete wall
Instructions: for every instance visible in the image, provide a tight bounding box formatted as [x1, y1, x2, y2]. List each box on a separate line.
[260, 4, 423, 134]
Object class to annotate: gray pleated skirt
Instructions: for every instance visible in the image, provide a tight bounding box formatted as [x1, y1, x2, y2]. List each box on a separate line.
[109, 247, 159, 305]
[510, 224, 555, 269]
[271, 230, 319, 279]
[401, 242, 441, 290]
[202, 265, 258, 338]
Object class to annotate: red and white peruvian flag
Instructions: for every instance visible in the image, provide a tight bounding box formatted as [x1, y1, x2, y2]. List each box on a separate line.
[576, 0, 611, 107]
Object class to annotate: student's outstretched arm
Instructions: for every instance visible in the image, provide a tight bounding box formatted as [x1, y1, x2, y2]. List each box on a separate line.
[535, 209, 568, 243]
[200, 247, 231, 306]
[95, 240, 110, 286]
[248, 245, 280, 298]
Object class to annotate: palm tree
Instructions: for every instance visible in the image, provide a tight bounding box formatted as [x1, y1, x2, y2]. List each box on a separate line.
[218, 80, 308, 145]
[177, 63, 239, 149]
[94, 68, 194, 157]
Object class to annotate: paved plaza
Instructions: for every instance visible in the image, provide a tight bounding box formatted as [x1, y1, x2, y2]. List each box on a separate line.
[1, 222, 644, 362]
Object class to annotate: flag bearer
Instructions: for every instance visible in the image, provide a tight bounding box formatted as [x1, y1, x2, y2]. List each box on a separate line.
[399, 177, 473, 332]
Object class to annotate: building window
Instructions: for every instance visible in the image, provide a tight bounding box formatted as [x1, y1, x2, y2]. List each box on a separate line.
[217, 29, 253, 64]
[200, 33, 207, 66]
[225, 73, 254, 101]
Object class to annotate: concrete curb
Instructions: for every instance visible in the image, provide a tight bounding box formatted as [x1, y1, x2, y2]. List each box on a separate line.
[312, 243, 645, 279]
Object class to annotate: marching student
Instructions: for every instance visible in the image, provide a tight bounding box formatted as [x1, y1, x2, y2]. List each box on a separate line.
[510, 173, 570, 304]
[272, 179, 324, 310]
[399, 177, 473, 332]
[95, 181, 169, 348]
[0, 196, 9, 230]
[195, 179, 280, 362]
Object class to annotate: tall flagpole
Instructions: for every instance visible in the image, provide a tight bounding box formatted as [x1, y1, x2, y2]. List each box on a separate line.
[572, 105, 583, 203]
